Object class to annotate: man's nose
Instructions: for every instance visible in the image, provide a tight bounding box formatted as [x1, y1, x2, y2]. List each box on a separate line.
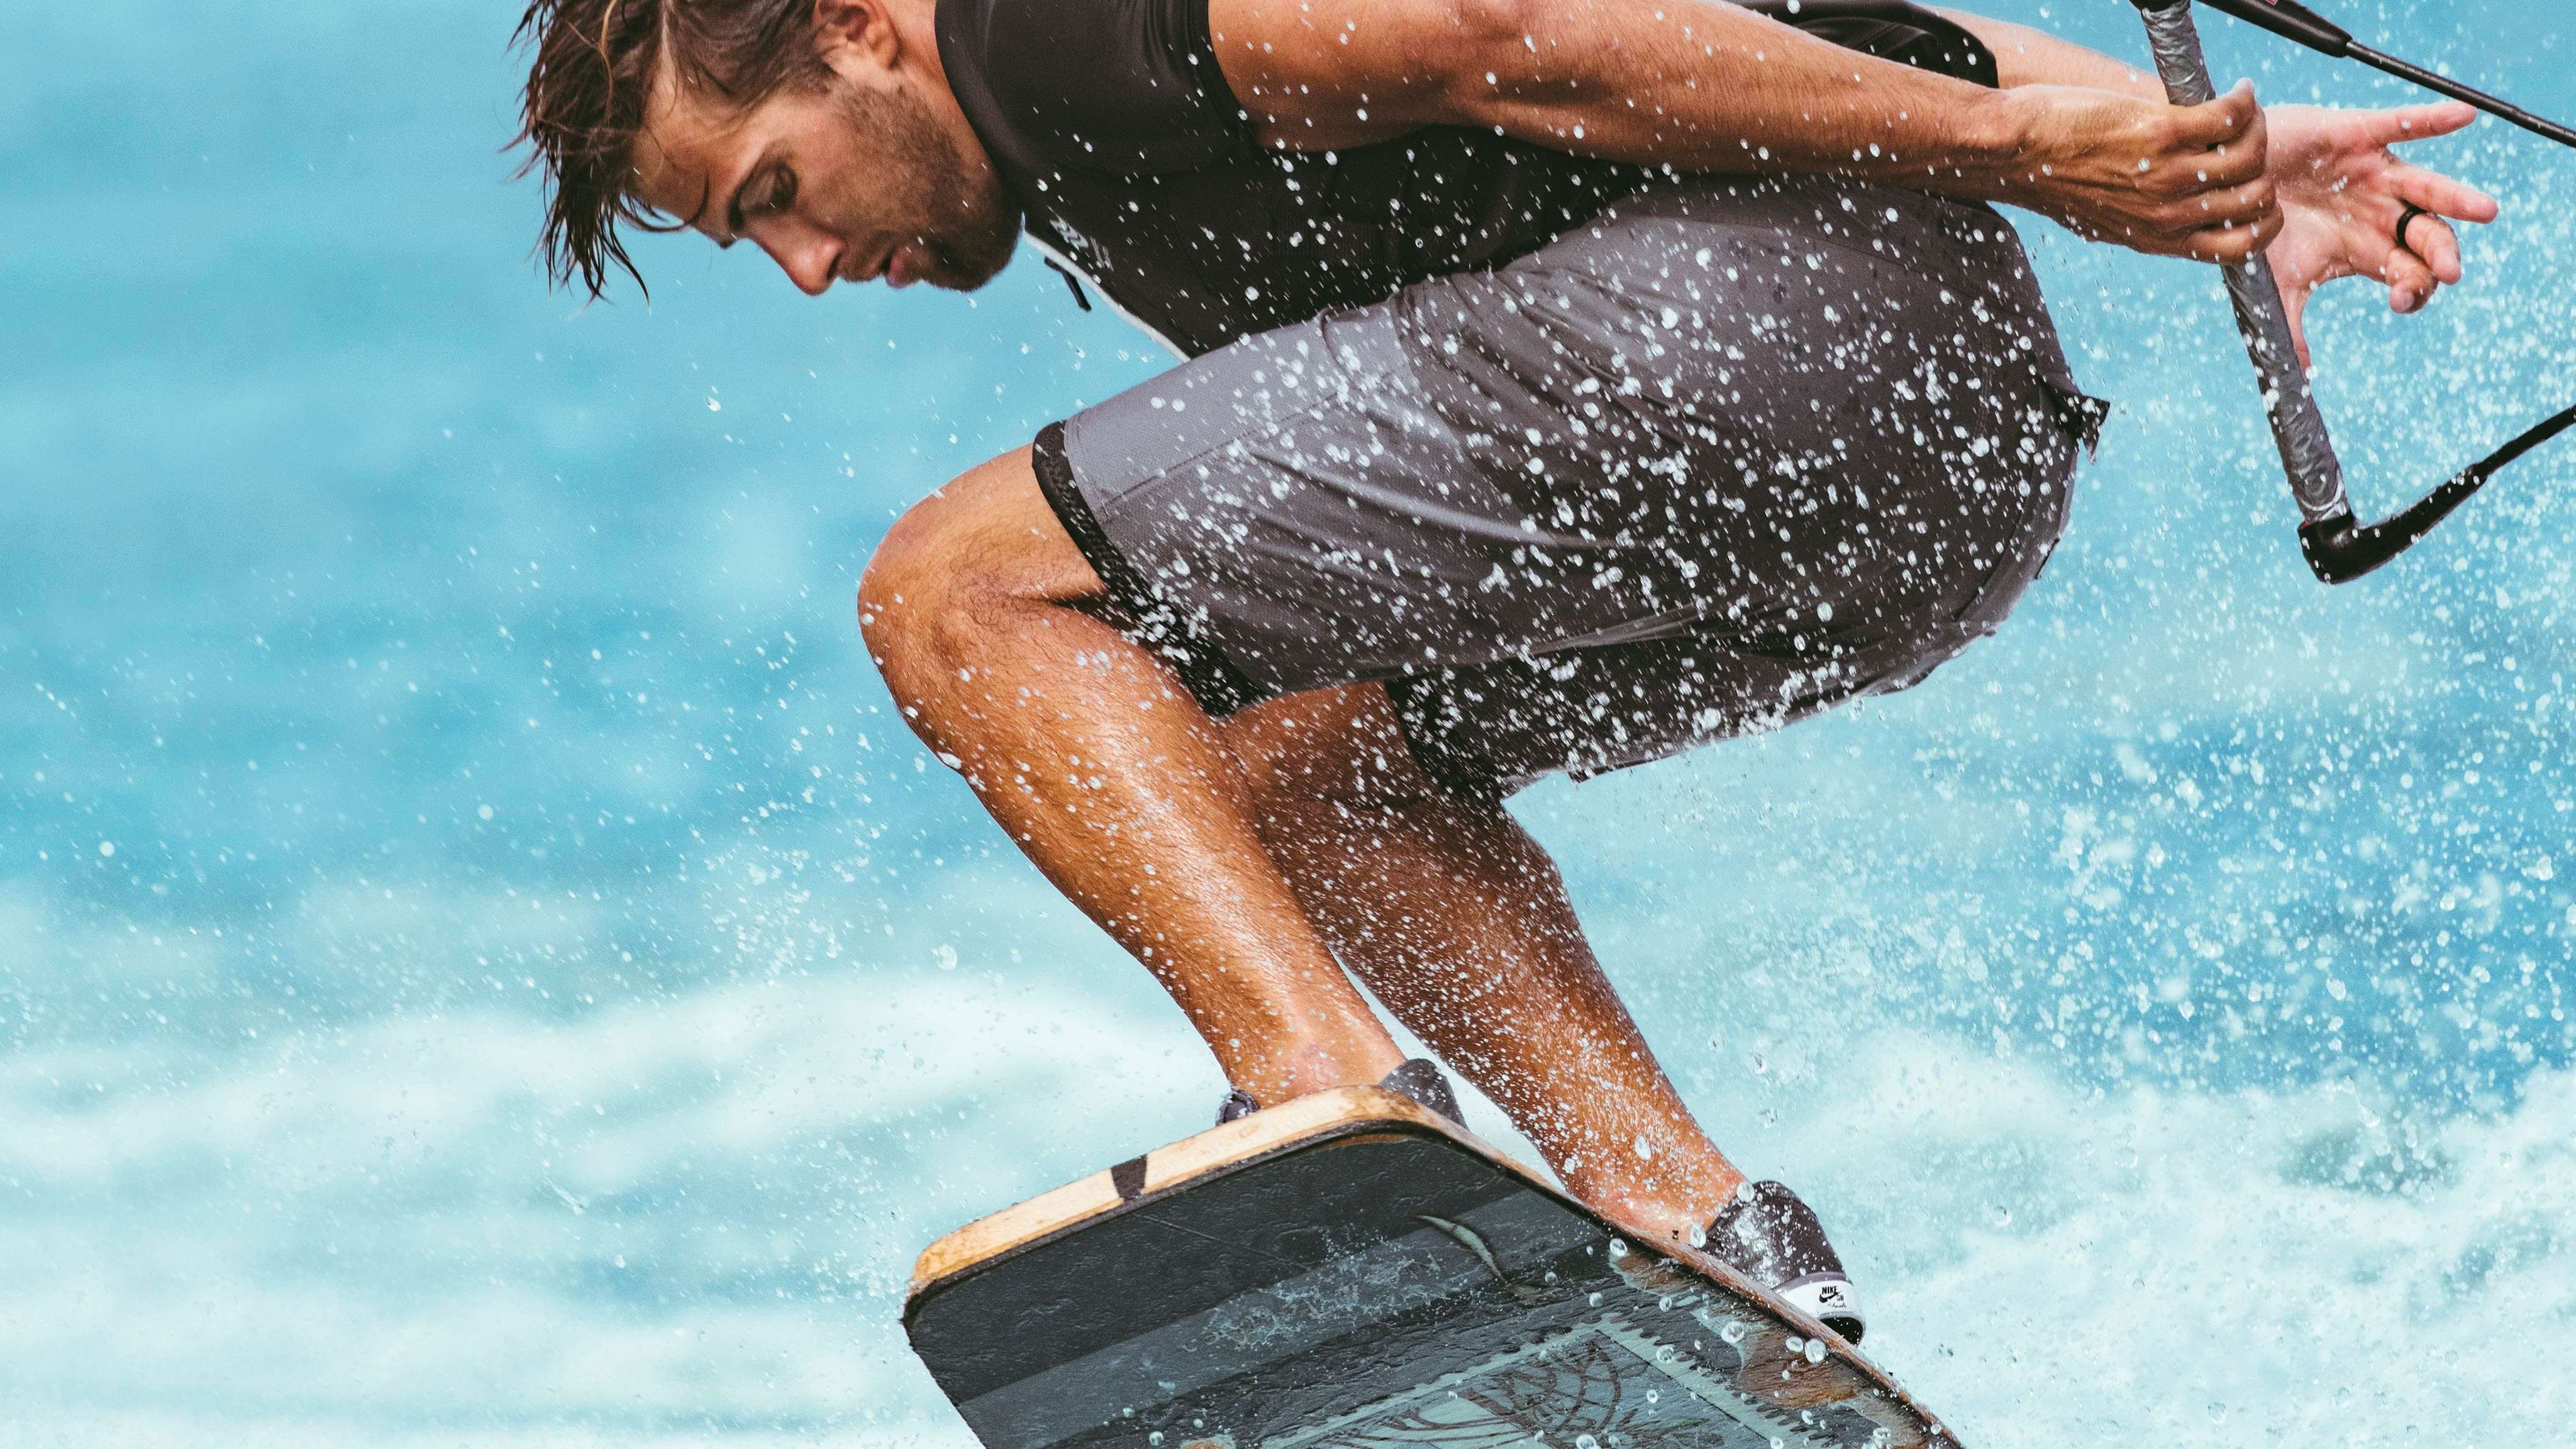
[755, 228, 839, 297]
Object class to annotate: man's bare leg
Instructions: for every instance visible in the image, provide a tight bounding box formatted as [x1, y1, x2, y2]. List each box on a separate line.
[1226, 684, 1749, 1253]
[860, 450, 1404, 1106]
[863, 448, 1740, 1245]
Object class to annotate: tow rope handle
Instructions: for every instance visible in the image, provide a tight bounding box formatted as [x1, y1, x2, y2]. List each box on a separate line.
[2129, 0, 2576, 584]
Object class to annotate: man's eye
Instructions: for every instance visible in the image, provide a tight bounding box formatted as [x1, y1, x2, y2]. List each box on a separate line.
[765, 170, 797, 214]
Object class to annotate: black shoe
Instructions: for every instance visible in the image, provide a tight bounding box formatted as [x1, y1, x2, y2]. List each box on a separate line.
[1703, 1180, 1867, 1344]
[1216, 1057, 1467, 1128]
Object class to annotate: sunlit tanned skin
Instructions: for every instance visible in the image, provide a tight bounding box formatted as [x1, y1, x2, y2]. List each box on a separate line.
[628, 0, 2500, 1252]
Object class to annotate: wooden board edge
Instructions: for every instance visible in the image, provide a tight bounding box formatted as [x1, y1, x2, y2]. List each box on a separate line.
[906, 1086, 1481, 1297]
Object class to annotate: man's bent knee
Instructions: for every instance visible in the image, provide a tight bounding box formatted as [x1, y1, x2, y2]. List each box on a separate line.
[857, 446, 1104, 679]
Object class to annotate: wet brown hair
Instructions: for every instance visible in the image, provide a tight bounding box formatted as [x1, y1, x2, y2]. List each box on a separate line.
[511, 0, 833, 297]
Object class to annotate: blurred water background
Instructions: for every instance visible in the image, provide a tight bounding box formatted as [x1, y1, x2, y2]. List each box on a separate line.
[6, 1, 2574, 1443]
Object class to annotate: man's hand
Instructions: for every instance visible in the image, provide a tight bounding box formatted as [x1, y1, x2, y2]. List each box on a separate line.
[2259, 102, 2501, 364]
[1989, 80, 2282, 262]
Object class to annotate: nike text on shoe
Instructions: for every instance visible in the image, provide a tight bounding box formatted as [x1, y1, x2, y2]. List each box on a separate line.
[1703, 1180, 1866, 1344]
[1214, 1058, 1467, 1129]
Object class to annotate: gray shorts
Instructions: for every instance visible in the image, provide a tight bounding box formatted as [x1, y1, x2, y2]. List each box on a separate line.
[1033, 175, 2102, 799]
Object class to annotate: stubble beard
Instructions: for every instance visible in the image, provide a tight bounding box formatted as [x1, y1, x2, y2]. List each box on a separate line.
[842, 84, 1019, 292]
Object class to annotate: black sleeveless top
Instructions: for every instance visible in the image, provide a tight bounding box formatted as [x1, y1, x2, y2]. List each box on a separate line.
[934, 0, 1997, 357]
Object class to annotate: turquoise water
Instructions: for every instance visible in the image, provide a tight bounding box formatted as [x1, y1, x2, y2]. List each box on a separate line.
[6, 3, 2573, 1444]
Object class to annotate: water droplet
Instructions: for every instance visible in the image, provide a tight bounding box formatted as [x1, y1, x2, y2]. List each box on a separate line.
[1720, 1319, 1748, 1344]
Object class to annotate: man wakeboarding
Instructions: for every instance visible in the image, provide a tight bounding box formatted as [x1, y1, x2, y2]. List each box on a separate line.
[513, 0, 2500, 1342]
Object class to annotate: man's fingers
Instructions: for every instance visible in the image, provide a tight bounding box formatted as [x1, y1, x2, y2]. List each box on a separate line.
[2394, 203, 2463, 282]
[2143, 87, 2267, 198]
[2365, 101, 2479, 148]
[2135, 153, 2251, 206]
[2390, 170, 2501, 284]
[2277, 274, 2316, 369]
[2383, 247, 2440, 314]
[2390, 164, 2502, 228]
[2155, 170, 2279, 237]
[2160, 119, 2270, 191]
[2164, 79, 2265, 151]
[2182, 204, 2286, 265]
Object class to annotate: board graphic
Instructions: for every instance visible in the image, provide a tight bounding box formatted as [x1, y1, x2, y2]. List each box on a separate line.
[907, 1088, 1955, 1449]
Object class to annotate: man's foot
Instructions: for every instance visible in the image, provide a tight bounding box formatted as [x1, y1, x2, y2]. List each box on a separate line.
[1703, 1181, 1866, 1344]
[1216, 1057, 1467, 1128]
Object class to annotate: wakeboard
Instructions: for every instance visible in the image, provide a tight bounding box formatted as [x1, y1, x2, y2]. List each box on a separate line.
[906, 1086, 1959, 1449]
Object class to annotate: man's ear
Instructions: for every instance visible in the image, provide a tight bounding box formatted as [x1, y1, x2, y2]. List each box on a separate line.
[813, 0, 901, 73]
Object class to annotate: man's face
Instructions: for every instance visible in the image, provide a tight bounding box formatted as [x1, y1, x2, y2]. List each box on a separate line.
[634, 33, 1018, 297]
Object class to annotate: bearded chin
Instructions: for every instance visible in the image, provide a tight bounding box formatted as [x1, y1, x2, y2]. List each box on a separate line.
[918, 133, 1020, 292]
[922, 219, 1018, 292]
[841, 85, 1021, 293]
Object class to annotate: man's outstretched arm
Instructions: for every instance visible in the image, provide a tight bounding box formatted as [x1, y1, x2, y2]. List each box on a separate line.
[1208, 0, 2279, 260]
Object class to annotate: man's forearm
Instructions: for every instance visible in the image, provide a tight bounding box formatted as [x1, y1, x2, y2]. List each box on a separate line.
[1441, 2, 2204, 199]
[1938, 9, 2165, 100]
[1214, 0, 2279, 260]
[1419, 0, 2275, 246]
[1417, 0, 2043, 198]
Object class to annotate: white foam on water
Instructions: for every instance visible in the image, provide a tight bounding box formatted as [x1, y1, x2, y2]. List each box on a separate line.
[4, 901, 2569, 1449]
[1782, 1036, 2576, 1446]
[0, 924, 1206, 1446]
